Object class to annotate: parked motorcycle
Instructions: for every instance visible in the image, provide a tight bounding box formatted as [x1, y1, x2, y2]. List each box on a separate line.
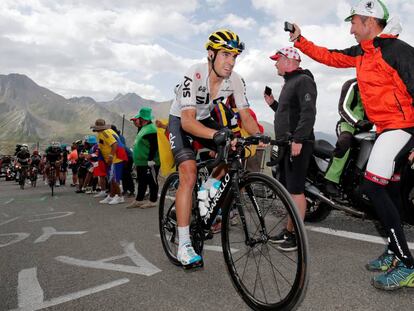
[269, 132, 414, 225]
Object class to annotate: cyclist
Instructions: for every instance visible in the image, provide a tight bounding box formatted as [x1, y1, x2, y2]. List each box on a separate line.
[45, 142, 63, 186]
[15, 144, 31, 183]
[168, 29, 261, 269]
[289, 0, 414, 289]
[29, 150, 41, 180]
[59, 144, 69, 186]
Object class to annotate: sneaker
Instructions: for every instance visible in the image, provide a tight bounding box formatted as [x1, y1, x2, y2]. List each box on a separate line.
[75, 189, 85, 194]
[100, 195, 113, 204]
[108, 195, 124, 205]
[269, 229, 289, 244]
[84, 187, 93, 194]
[126, 200, 147, 209]
[70, 183, 76, 187]
[177, 243, 203, 269]
[277, 232, 297, 252]
[372, 259, 414, 291]
[366, 249, 395, 272]
[94, 191, 107, 198]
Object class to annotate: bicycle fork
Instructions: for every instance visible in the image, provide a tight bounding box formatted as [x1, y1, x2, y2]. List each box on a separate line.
[232, 175, 269, 247]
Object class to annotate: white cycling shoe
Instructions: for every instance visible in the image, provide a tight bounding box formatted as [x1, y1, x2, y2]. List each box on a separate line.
[177, 243, 203, 270]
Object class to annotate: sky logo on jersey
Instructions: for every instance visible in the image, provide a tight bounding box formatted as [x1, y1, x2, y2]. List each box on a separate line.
[183, 76, 192, 98]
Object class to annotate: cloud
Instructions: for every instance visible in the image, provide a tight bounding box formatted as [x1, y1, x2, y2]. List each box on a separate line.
[219, 14, 256, 29]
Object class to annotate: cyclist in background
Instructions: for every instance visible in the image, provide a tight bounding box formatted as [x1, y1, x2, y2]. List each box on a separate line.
[168, 29, 261, 269]
[29, 150, 41, 180]
[45, 142, 63, 186]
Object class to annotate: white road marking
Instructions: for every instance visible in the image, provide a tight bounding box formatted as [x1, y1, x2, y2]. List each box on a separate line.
[155, 234, 239, 253]
[34, 227, 87, 243]
[4, 198, 15, 205]
[307, 226, 414, 250]
[12, 276, 129, 311]
[0, 217, 19, 227]
[17, 268, 44, 307]
[2, 212, 9, 217]
[28, 212, 74, 223]
[0, 233, 30, 248]
[40, 196, 47, 201]
[56, 241, 161, 276]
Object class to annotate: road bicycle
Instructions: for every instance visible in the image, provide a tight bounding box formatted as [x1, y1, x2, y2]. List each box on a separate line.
[19, 164, 29, 190]
[159, 135, 309, 311]
[48, 162, 57, 196]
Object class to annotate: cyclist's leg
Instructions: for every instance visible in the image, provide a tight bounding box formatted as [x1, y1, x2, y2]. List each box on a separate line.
[169, 115, 202, 268]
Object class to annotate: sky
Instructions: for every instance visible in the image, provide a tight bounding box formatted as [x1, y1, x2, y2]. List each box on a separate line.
[1, 0, 413, 134]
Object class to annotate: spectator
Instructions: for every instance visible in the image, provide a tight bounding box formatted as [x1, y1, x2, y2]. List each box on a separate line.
[68, 143, 79, 187]
[290, 0, 414, 290]
[91, 119, 127, 205]
[127, 107, 160, 209]
[265, 47, 317, 252]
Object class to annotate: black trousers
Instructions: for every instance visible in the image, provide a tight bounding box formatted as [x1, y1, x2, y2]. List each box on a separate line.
[136, 165, 159, 202]
[122, 158, 135, 194]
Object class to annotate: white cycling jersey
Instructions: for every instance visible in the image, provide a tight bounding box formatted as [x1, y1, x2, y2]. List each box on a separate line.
[169, 63, 250, 120]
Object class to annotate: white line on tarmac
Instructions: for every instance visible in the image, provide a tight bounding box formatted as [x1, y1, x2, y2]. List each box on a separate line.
[0, 217, 19, 227]
[40, 196, 47, 201]
[34, 227, 87, 243]
[2, 213, 9, 217]
[12, 278, 129, 311]
[17, 268, 44, 307]
[307, 226, 414, 250]
[4, 198, 14, 205]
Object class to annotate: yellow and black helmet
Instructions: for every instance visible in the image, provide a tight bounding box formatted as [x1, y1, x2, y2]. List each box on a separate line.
[205, 29, 245, 54]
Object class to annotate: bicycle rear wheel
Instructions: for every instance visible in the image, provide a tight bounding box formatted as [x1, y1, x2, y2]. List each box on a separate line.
[159, 172, 204, 266]
[222, 173, 309, 311]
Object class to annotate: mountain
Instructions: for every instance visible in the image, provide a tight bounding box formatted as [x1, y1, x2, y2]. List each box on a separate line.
[98, 93, 172, 120]
[0, 74, 146, 154]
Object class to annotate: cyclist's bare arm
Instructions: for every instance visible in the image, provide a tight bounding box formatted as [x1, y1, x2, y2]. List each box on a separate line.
[181, 109, 217, 139]
[238, 108, 260, 135]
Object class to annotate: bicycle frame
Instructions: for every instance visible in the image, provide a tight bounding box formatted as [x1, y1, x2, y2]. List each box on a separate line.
[195, 142, 267, 245]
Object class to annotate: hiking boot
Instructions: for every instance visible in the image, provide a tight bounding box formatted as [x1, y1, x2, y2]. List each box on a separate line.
[277, 232, 297, 252]
[372, 259, 414, 291]
[269, 229, 289, 244]
[366, 249, 395, 272]
[126, 200, 147, 209]
[325, 180, 340, 198]
[177, 243, 203, 269]
[141, 201, 157, 209]
[229, 209, 239, 226]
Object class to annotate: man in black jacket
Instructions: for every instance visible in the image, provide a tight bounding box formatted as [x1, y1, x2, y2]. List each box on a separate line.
[265, 47, 317, 252]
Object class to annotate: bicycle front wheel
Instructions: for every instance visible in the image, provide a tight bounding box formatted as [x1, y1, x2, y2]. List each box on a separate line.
[222, 173, 309, 311]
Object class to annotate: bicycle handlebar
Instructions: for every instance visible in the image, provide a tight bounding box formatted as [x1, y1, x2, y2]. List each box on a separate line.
[203, 134, 285, 169]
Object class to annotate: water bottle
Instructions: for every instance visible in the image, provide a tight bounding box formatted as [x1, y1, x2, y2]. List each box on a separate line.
[197, 185, 209, 217]
[209, 181, 222, 199]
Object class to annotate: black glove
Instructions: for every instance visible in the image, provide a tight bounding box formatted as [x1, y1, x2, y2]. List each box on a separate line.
[355, 120, 373, 132]
[213, 128, 234, 146]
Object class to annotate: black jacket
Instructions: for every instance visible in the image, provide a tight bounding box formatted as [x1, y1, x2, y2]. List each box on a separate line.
[270, 69, 317, 143]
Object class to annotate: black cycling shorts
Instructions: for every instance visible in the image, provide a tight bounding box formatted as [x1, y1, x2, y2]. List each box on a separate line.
[279, 141, 313, 195]
[168, 115, 222, 167]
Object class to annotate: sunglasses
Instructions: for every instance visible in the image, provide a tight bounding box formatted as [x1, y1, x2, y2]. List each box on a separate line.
[219, 39, 245, 52]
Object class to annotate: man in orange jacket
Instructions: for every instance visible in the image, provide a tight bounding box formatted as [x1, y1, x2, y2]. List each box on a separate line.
[289, 0, 414, 290]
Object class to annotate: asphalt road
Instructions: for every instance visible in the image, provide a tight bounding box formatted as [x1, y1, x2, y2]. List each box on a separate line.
[1, 177, 413, 311]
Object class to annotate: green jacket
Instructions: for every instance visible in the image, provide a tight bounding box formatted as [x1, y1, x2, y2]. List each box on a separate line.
[133, 123, 160, 166]
[338, 78, 365, 127]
